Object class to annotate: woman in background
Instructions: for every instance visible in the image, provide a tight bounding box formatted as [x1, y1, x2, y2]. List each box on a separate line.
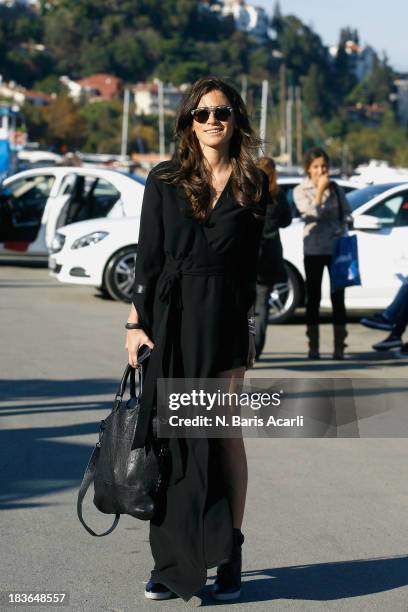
[293, 147, 352, 359]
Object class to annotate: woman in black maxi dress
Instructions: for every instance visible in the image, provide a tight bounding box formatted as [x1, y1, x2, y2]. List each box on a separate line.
[126, 77, 268, 602]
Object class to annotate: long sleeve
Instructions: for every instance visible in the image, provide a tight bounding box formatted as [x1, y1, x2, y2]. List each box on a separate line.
[262, 188, 292, 238]
[242, 171, 269, 311]
[132, 170, 165, 336]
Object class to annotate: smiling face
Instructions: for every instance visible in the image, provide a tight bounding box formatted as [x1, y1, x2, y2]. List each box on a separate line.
[307, 156, 329, 186]
[191, 89, 236, 153]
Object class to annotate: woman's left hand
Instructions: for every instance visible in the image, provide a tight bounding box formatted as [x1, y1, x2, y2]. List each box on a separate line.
[247, 334, 256, 369]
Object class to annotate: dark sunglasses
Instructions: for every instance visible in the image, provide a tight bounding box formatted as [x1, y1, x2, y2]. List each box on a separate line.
[190, 105, 233, 123]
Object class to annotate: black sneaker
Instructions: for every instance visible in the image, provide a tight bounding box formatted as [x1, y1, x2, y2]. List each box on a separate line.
[396, 343, 408, 358]
[372, 334, 402, 351]
[212, 529, 244, 601]
[144, 579, 173, 600]
[360, 314, 394, 331]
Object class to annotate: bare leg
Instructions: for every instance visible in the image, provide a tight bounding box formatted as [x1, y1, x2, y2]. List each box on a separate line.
[215, 366, 247, 529]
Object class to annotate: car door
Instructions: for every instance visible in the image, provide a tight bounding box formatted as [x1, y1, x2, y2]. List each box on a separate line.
[44, 173, 79, 248]
[0, 174, 55, 254]
[45, 174, 123, 249]
[348, 190, 408, 305]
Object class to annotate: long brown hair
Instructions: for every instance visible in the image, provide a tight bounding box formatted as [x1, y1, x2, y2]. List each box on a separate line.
[158, 76, 263, 221]
[256, 157, 278, 197]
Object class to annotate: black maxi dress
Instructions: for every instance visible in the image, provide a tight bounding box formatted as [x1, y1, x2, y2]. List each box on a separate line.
[132, 160, 268, 601]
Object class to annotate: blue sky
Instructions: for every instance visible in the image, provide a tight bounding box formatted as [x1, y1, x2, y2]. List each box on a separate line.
[256, 0, 408, 71]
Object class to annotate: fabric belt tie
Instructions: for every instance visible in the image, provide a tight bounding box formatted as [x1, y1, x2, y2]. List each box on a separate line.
[158, 255, 225, 309]
[136, 254, 226, 485]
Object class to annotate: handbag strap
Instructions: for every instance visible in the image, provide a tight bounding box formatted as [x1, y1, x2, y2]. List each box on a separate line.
[77, 444, 120, 537]
[77, 350, 152, 536]
[115, 346, 152, 401]
[116, 364, 135, 399]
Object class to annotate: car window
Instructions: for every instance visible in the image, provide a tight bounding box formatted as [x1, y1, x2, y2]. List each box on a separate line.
[395, 193, 408, 227]
[61, 176, 121, 225]
[4, 174, 55, 200]
[341, 185, 356, 194]
[346, 183, 401, 211]
[365, 194, 405, 225]
[88, 178, 121, 217]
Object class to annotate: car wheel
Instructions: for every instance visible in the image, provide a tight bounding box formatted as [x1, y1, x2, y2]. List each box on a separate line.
[268, 264, 302, 324]
[103, 246, 137, 302]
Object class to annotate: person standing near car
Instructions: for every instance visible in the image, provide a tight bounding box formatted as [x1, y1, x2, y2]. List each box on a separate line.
[125, 76, 268, 602]
[293, 147, 352, 359]
[254, 157, 292, 359]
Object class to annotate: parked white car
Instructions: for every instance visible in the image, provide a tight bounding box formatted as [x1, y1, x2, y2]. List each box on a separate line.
[0, 166, 145, 257]
[274, 182, 408, 321]
[49, 181, 408, 321]
[49, 216, 140, 301]
[48, 177, 355, 304]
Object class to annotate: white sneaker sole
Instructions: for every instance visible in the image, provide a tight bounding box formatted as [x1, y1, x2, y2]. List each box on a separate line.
[144, 590, 173, 600]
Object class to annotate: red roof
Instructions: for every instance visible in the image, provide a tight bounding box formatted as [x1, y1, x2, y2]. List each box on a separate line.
[25, 90, 52, 102]
[76, 74, 122, 99]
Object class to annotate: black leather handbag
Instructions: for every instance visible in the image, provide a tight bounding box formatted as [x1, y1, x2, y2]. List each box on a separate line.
[77, 346, 167, 536]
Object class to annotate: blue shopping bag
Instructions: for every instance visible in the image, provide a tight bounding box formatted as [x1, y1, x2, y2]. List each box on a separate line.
[331, 234, 361, 292]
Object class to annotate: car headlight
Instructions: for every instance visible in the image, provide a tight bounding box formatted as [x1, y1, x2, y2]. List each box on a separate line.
[71, 231, 109, 249]
[50, 232, 66, 253]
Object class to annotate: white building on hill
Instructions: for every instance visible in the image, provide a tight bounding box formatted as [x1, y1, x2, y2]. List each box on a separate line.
[200, 0, 269, 42]
[329, 40, 376, 82]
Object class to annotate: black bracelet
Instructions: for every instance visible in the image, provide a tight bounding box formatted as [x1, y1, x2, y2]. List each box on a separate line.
[125, 322, 144, 330]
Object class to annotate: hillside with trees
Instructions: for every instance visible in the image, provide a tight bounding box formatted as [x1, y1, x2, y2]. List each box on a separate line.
[1, 0, 407, 167]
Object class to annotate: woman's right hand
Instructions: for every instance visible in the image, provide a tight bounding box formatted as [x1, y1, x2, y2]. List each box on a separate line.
[125, 329, 154, 368]
[317, 173, 330, 193]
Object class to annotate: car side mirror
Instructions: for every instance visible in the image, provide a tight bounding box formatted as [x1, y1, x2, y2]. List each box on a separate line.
[353, 214, 382, 230]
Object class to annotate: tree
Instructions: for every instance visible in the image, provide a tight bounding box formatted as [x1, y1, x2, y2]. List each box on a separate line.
[271, 1, 284, 34]
[302, 64, 326, 117]
[347, 53, 395, 105]
[334, 40, 357, 102]
[79, 99, 122, 153]
[42, 95, 86, 150]
[22, 101, 48, 145]
[275, 16, 329, 82]
[33, 75, 67, 95]
[0, 4, 51, 87]
[43, 8, 83, 74]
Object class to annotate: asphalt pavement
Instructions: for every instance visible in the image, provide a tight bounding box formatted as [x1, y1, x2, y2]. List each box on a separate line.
[1, 262, 408, 612]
